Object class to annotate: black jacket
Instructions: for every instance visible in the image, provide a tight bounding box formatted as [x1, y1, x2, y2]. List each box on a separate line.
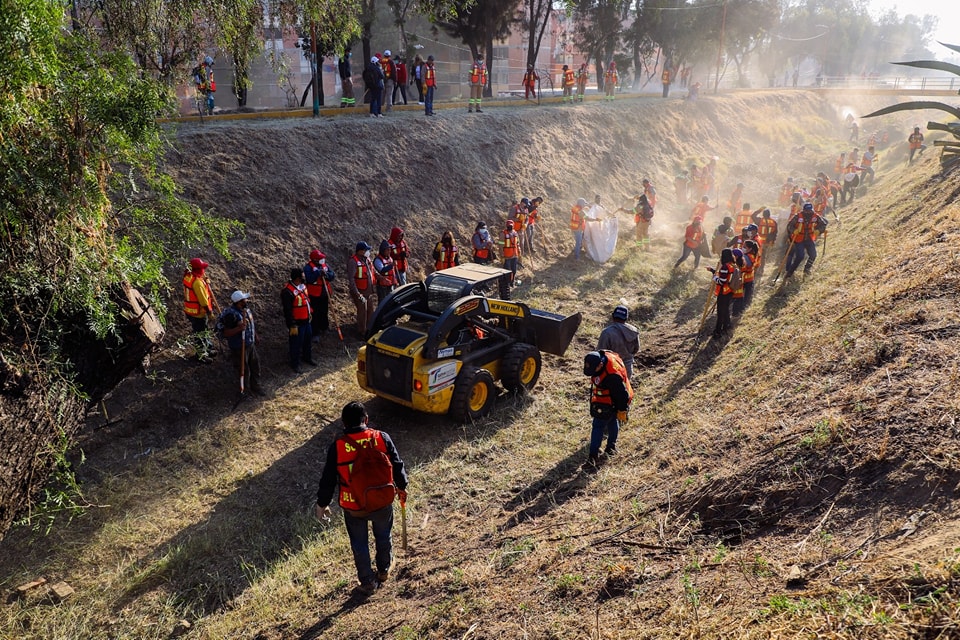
[316, 426, 408, 507]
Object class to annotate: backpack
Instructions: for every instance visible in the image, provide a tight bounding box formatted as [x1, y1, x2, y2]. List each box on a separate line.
[729, 266, 743, 290]
[362, 65, 377, 87]
[214, 306, 241, 345]
[343, 431, 396, 512]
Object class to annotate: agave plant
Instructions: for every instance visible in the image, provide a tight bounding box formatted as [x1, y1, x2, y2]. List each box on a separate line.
[863, 42, 960, 173]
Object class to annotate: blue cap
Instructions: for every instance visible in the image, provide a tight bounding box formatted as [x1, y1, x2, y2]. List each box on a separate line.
[356, 241, 372, 252]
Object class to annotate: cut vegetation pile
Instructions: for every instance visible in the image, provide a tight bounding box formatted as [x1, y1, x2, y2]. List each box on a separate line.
[1, 91, 959, 639]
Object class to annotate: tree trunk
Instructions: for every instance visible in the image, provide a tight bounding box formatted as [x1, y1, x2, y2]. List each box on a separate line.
[0, 284, 164, 539]
[484, 39, 494, 98]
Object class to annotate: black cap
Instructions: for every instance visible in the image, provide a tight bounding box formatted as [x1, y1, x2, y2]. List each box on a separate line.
[290, 267, 304, 281]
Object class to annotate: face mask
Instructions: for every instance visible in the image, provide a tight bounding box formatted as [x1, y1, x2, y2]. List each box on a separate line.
[347, 53, 352, 58]
[319, 259, 325, 266]
[365, 250, 371, 258]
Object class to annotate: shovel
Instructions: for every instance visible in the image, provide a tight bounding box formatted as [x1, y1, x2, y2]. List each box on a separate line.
[400, 493, 408, 551]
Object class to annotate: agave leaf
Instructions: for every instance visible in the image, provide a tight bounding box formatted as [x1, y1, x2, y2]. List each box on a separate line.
[893, 60, 960, 77]
[938, 42, 960, 55]
[863, 101, 960, 120]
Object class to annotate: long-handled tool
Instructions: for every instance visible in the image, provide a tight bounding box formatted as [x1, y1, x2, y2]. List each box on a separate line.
[400, 493, 408, 552]
[769, 237, 796, 286]
[327, 302, 349, 357]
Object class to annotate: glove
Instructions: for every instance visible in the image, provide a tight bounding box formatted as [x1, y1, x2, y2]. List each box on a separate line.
[289, 326, 298, 337]
[706, 267, 716, 274]
[713, 276, 723, 285]
[398, 490, 408, 506]
[617, 410, 629, 424]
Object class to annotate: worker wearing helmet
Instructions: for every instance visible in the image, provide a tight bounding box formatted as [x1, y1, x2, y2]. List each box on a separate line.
[784, 203, 827, 280]
[502, 220, 521, 287]
[182, 257, 217, 362]
[583, 350, 633, 467]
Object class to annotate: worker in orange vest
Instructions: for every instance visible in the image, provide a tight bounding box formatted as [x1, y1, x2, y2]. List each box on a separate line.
[388, 227, 409, 285]
[281, 267, 315, 373]
[674, 217, 706, 269]
[523, 64, 539, 100]
[603, 62, 618, 101]
[706, 248, 737, 338]
[727, 183, 744, 216]
[784, 203, 828, 280]
[472, 221, 495, 264]
[690, 195, 715, 222]
[468, 52, 487, 113]
[432, 231, 460, 271]
[908, 127, 926, 164]
[182, 257, 217, 362]
[562, 64, 576, 102]
[583, 350, 633, 467]
[661, 67, 672, 98]
[304, 249, 336, 341]
[373, 240, 398, 305]
[348, 241, 376, 337]
[502, 220, 521, 287]
[570, 197, 587, 259]
[576, 63, 589, 102]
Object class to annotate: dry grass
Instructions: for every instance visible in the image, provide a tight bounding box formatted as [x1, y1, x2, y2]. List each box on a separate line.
[2, 92, 960, 639]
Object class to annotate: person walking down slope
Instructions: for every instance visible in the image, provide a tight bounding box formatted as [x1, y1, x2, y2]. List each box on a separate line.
[603, 62, 618, 101]
[674, 217, 706, 269]
[423, 55, 437, 116]
[706, 248, 737, 338]
[315, 401, 409, 596]
[597, 305, 640, 378]
[218, 290, 263, 396]
[182, 257, 218, 363]
[281, 267, 316, 373]
[339, 47, 355, 108]
[908, 127, 926, 164]
[583, 350, 633, 467]
[784, 203, 827, 281]
[468, 53, 487, 113]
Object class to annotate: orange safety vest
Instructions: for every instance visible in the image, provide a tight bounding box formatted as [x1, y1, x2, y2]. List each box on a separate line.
[563, 69, 575, 87]
[604, 69, 618, 85]
[735, 210, 752, 230]
[527, 206, 539, 225]
[758, 217, 777, 241]
[713, 260, 737, 296]
[661, 69, 671, 84]
[336, 429, 388, 511]
[909, 133, 924, 149]
[435, 244, 458, 270]
[305, 261, 333, 298]
[834, 156, 844, 175]
[513, 209, 526, 231]
[182, 272, 212, 318]
[691, 202, 709, 220]
[590, 352, 634, 407]
[472, 232, 490, 260]
[352, 255, 373, 292]
[470, 62, 487, 85]
[523, 70, 537, 87]
[789, 215, 821, 243]
[285, 282, 311, 321]
[684, 225, 704, 249]
[742, 252, 758, 283]
[425, 66, 436, 88]
[375, 255, 397, 286]
[502, 230, 518, 258]
[861, 152, 875, 167]
[570, 205, 585, 230]
[390, 239, 408, 273]
[576, 68, 589, 83]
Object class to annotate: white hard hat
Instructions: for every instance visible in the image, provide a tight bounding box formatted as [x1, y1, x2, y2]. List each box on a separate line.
[384, 49, 392, 57]
[231, 290, 251, 303]
[371, 56, 378, 64]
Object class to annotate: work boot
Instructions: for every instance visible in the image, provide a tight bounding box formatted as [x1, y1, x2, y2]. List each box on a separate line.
[302, 358, 318, 367]
[358, 580, 379, 595]
[377, 569, 390, 583]
[468, 107, 474, 113]
[476, 108, 483, 113]
[588, 453, 600, 468]
[604, 445, 618, 457]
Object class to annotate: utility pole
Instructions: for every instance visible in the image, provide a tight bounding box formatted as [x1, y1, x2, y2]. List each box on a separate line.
[310, 21, 320, 117]
[714, 0, 727, 94]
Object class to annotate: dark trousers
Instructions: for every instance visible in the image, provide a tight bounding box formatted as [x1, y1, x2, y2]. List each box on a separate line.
[590, 413, 620, 457]
[392, 82, 408, 105]
[187, 314, 212, 359]
[415, 79, 424, 102]
[310, 295, 330, 335]
[229, 342, 261, 391]
[714, 293, 733, 336]
[674, 244, 702, 268]
[786, 239, 817, 276]
[743, 280, 756, 308]
[344, 506, 394, 586]
[662, 84, 670, 98]
[288, 321, 313, 369]
[369, 88, 382, 115]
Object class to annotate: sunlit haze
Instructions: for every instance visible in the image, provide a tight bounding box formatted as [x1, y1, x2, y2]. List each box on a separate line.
[866, 0, 959, 56]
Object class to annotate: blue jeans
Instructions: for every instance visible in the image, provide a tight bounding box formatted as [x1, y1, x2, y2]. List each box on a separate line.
[396, 270, 407, 286]
[504, 256, 518, 283]
[370, 87, 382, 115]
[343, 506, 394, 585]
[288, 321, 313, 368]
[425, 85, 435, 114]
[590, 414, 620, 456]
[572, 230, 584, 258]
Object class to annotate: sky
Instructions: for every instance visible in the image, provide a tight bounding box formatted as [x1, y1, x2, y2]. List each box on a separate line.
[865, 0, 959, 52]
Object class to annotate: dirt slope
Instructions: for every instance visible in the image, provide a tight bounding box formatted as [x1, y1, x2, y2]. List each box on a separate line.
[1, 91, 959, 639]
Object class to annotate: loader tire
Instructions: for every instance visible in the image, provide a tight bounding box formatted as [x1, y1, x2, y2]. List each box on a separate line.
[501, 343, 541, 393]
[450, 367, 496, 421]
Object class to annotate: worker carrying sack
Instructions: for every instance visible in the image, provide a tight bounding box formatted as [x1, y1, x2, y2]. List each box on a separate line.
[341, 430, 397, 512]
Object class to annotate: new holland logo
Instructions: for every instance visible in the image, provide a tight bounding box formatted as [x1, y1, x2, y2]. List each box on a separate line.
[489, 301, 522, 317]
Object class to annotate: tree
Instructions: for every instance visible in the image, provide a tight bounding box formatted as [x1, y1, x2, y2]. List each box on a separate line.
[719, 0, 780, 87]
[570, 0, 631, 90]
[521, 0, 553, 67]
[0, 5, 240, 538]
[432, 0, 520, 97]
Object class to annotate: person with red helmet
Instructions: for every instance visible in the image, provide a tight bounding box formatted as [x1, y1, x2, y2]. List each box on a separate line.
[182, 257, 217, 362]
[575, 62, 589, 102]
[304, 249, 336, 341]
